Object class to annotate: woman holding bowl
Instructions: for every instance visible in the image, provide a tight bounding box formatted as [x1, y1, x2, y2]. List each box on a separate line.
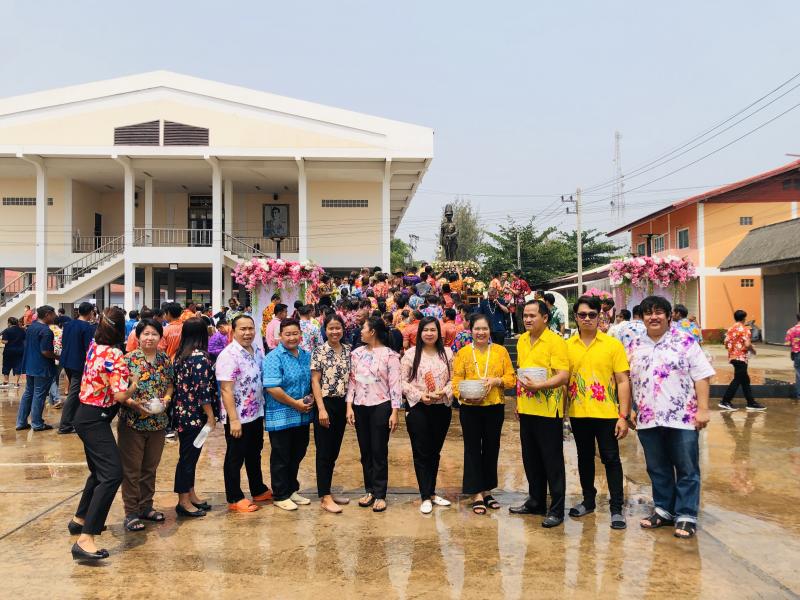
[452, 313, 515, 515]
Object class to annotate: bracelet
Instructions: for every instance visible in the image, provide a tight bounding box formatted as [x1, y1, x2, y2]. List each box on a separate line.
[619, 413, 629, 420]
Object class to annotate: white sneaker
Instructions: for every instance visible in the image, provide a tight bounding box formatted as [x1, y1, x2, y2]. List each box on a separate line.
[420, 499, 433, 514]
[432, 495, 451, 507]
[290, 492, 311, 506]
[0, 383, 9, 388]
[274, 498, 298, 511]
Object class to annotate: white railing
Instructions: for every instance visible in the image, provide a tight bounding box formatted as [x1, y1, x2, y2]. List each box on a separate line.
[231, 236, 300, 254]
[0, 272, 35, 309]
[133, 228, 213, 247]
[50, 235, 125, 290]
[72, 235, 120, 253]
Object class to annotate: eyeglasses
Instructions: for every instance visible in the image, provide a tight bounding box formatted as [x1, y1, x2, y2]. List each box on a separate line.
[576, 311, 599, 320]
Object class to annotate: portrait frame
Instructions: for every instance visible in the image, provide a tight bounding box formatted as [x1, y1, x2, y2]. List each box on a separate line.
[263, 203, 289, 238]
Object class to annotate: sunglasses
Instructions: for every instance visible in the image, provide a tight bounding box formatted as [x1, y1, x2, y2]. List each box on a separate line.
[576, 311, 599, 320]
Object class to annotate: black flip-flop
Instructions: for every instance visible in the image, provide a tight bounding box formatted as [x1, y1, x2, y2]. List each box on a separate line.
[139, 509, 165, 522]
[471, 500, 487, 515]
[372, 499, 387, 513]
[358, 494, 375, 508]
[483, 495, 501, 510]
[674, 521, 697, 539]
[640, 512, 674, 529]
[124, 516, 145, 531]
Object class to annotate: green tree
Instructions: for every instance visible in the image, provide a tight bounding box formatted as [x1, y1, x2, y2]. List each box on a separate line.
[481, 219, 570, 285]
[438, 198, 484, 261]
[390, 237, 412, 272]
[557, 229, 624, 271]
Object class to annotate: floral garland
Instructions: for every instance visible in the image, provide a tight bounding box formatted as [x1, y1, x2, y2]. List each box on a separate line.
[462, 277, 486, 295]
[232, 257, 325, 291]
[609, 255, 697, 297]
[431, 260, 481, 276]
[584, 287, 612, 300]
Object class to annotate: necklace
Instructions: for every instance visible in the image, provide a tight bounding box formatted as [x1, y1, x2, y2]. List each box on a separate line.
[486, 300, 496, 316]
[471, 344, 491, 379]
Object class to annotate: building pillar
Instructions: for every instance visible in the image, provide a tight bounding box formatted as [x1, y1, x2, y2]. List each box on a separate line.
[144, 266, 154, 308]
[167, 270, 176, 301]
[18, 155, 48, 307]
[64, 177, 73, 255]
[224, 179, 233, 238]
[114, 155, 136, 311]
[296, 157, 307, 262]
[223, 266, 233, 304]
[382, 159, 392, 272]
[102, 284, 110, 309]
[144, 174, 154, 246]
[205, 156, 224, 311]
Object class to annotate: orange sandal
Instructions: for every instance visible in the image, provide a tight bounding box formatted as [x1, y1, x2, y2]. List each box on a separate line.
[228, 499, 260, 513]
[252, 490, 273, 503]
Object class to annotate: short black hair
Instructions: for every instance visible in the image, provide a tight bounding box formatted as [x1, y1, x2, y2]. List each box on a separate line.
[734, 309, 747, 322]
[36, 305, 56, 319]
[274, 303, 288, 315]
[298, 304, 313, 317]
[673, 304, 689, 319]
[632, 304, 643, 318]
[444, 308, 456, 320]
[129, 310, 139, 320]
[619, 309, 631, 320]
[524, 299, 551, 323]
[640, 295, 672, 316]
[543, 293, 555, 305]
[573, 295, 601, 313]
[135, 317, 163, 339]
[601, 297, 615, 307]
[78, 301, 95, 316]
[58, 308, 66, 315]
[279, 317, 301, 333]
[164, 302, 182, 319]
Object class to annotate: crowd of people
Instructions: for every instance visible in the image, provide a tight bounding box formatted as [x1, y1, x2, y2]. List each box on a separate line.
[0, 263, 789, 563]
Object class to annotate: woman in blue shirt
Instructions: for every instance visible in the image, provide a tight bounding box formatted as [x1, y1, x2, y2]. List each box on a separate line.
[263, 318, 313, 511]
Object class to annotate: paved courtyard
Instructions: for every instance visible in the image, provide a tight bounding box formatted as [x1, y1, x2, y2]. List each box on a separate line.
[1, 383, 798, 599]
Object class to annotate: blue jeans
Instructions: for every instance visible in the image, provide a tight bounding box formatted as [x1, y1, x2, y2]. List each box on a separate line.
[17, 374, 53, 429]
[637, 427, 700, 524]
[48, 365, 62, 404]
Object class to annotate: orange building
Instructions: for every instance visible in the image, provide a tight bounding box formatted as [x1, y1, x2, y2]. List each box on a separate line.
[607, 159, 800, 334]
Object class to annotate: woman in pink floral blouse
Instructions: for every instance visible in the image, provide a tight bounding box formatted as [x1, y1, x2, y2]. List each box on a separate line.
[346, 316, 402, 513]
[400, 317, 454, 515]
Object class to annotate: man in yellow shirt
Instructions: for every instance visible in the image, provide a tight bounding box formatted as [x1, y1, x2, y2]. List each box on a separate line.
[566, 295, 631, 530]
[510, 299, 569, 528]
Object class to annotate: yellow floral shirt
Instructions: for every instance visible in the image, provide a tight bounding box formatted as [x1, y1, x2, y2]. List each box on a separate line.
[516, 328, 569, 417]
[452, 343, 516, 406]
[566, 332, 629, 419]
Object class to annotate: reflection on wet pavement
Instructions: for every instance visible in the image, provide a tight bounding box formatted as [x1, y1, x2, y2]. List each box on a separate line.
[0, 388, 798, 599]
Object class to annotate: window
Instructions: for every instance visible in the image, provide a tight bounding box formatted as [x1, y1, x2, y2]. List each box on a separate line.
[3, 197, 54, 206]
[636, 242, 646, 256]
[652, 235, 665, 253]
[676, 228, 690, 249]
[741, 278, 754, 288]
[321, 199, 369, 208]
[740, 216, 753, 225]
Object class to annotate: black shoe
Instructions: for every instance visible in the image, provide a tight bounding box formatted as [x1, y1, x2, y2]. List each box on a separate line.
[58, 426, 75, 434]
[718, 401, 736, 411]
[15, 424, 31, 431]
[746, 402, 767, 411]
[71, 543, 109, 561]
[542, 515, 564, 528]
[192, 501, 212, 511]
[32, 424, 53, 431]
[568, 503, 595, 518]
[176, 504, 206, 518]
[509, 503, 546, 516]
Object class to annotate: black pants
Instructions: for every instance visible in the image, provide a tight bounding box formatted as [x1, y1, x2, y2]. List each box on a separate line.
[570, 417, 624, 514]
[490, 331, 506, 345]
[406, 402, 452, 499]
[722, 359, 755, 405]
[74, 404, 123, 535]
[314, 396, 346, 497]
[519, 414, 565, 517]
[59, 368, 83, 430]
[223, 417, 269, 503]
[354, 401, 392, 499]
[174, 426, 203, 494]
[515, 305, 525, 334]
[459, 403, 504, 495]
[269, 424, 310, 501]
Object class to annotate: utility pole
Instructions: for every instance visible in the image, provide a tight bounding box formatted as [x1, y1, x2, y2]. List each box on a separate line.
[562, 188, 583, 294]
[516, 232, 521, 270]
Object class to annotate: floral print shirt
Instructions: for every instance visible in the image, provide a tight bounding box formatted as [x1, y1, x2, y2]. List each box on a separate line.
[400, 348, 454, 407]
[79, 342, 129, 408]
[785, 323, 800, 355]
[421, 306, 444, 321]
[612, 319, 648, 357]
[311, 342, 351, 398]
[451, 329, 473, 354]
[120, 349, 174, 431]
[566, 332, 629, 420]
[299, 319, 323, 354]
[674, 318, 703, 343]
[214, 340, 265, 425]
[629, 328, 715, 431]
[346, 346, 403, 409]
[724, 322, 751, 363]
[173, 350, 218, 432]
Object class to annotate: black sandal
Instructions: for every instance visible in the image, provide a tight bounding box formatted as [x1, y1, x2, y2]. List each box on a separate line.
[139, 509, 165, 522]
[674, 521, 697, 539]
[483, 495, 501, 510]
[358, 494, 375, 508]
[124, 516, 145, 531]
[372, 499, 387, 513]
[640, 512, 674, 529]
[471, 500, 487, 515]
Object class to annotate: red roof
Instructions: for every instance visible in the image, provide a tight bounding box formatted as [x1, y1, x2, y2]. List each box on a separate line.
[606, 158, 800, 237]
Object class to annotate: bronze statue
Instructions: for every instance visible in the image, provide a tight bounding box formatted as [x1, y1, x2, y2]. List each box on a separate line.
[440, 204, 458, 260]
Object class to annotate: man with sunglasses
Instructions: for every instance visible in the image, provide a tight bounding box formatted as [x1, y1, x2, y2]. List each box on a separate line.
[565, 296, 631, 530]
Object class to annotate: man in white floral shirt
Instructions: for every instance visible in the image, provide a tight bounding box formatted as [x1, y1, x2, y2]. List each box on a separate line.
[628, 295, 714, 540]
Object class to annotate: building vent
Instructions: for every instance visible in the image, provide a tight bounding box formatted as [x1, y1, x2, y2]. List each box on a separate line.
[321, 199, 369, 208]
[3, 197, 54, 206]
[114, 121, 159, 146]
[164, 121, 209, 146]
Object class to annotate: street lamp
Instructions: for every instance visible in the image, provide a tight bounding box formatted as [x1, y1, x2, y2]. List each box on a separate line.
[271, 235, 286, 258]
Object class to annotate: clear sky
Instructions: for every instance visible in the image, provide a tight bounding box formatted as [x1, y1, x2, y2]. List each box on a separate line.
[4, 0, 800, 260]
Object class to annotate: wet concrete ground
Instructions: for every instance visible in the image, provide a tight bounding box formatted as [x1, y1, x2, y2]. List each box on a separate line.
[1, 386, 798, 599]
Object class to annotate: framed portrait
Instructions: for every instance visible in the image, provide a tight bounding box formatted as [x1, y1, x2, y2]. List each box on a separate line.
[263, 204, 289, 238]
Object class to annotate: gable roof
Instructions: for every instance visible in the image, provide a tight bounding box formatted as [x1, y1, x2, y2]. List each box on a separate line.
[607, 159, 800, 237]
[719, 217, 800, 270]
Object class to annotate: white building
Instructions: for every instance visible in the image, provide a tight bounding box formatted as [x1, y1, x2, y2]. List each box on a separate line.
[0, 71, 433, 317]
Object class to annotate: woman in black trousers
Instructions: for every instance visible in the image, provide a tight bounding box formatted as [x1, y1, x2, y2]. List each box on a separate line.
[400, 317, 454, 514]
[311, 315, 351, 513]
[70, 307, 143, 561]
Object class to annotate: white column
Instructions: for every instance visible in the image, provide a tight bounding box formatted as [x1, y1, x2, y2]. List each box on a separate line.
[144, 174, 154, 245]
[64, 177, 73, 256]
[223, 266, 233, 303]
[113, 155, 135, 311]
[382, 159, 392, 272]
[296, 157, 307, 262]
[144, 266, 154, 308]
[205, 156, 223, 310]
[18, 155, 48, 306]
[224, 179, 233, 238]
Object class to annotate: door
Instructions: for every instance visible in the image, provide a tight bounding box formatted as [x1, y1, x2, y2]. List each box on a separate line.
[763, 273, 798, 344]
[94, 213, 102, 250]
[188, 196, 212, 246]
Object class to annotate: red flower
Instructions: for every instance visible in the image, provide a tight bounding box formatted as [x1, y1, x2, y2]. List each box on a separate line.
[590, 382, 606, 402]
